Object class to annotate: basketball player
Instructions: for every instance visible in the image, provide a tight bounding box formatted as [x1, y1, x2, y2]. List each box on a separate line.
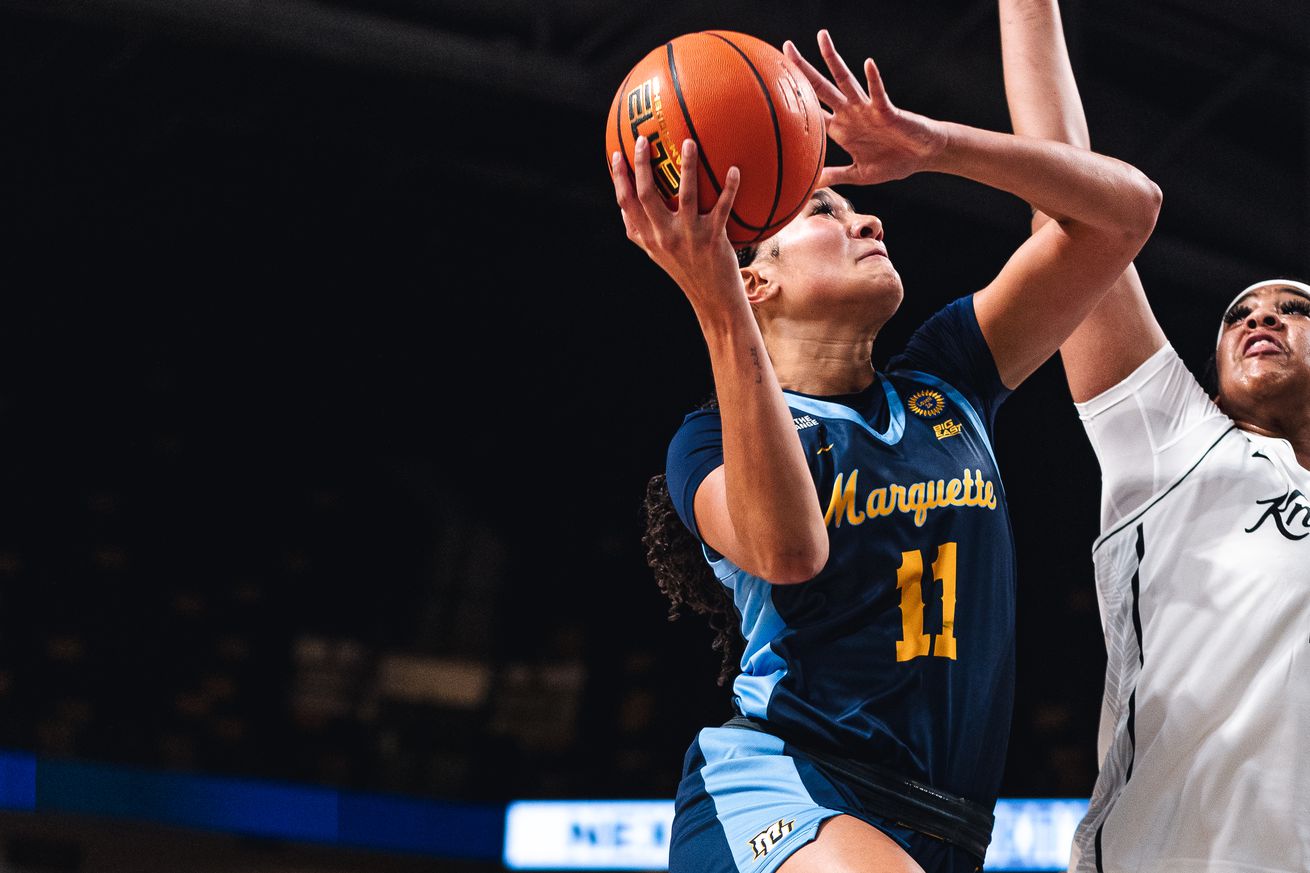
[613, 29, 1160, 873]
[999, 1, 1310, 870]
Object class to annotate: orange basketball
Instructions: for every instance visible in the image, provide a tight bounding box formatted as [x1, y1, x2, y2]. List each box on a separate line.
[606, 31, 827, 246]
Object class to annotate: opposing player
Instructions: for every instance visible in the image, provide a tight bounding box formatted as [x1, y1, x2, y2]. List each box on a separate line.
[999, 2, 1310, 870]
[615, 28, 1160, 873]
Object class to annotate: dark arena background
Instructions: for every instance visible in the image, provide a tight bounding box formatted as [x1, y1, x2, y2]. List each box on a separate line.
[0, 0, 1305, 870]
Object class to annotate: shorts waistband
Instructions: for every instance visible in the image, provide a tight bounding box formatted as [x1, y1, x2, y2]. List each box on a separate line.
[719, 716, 993, 862]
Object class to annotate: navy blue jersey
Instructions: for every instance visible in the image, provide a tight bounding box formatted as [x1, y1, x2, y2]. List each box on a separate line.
[665, 296, 1014, 808]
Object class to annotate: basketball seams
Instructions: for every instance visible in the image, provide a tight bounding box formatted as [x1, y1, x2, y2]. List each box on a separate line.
[755, 50, 826, 238]
[768, 137, 827, 232]
[665, 41, 732, 220]
[612, 68, 635, 172]
[706, 31, 785, 242]
[668, 34, 777, 238]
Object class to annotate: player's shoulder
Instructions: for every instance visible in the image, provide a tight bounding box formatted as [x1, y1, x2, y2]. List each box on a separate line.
[883, 368, 989, 446]
[888, 296, 1009, 411]
[1092, 422, 1242, 549]
[677, 405, 720, 427]
[669, 399, 722, 436]
[1075, 343, 1190, 416]
[666, 404, 725, 474]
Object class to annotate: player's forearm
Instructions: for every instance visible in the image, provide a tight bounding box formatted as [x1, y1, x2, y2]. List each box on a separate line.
[696, 303, 828, 583]
[999, 0, 1089, 148]
[998, 0, 1168, 397]
[922, 122, 1159, 241]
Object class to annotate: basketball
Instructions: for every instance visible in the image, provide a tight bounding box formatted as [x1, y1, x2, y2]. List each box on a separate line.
[606, 31, 827, 246]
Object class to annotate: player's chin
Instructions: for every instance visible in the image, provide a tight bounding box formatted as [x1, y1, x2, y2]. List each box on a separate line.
[863, 267, 903, 303]
[857, 277, 903, 325]
[1227, 356, 1305, 398]
[1240, 353, 1295, 378]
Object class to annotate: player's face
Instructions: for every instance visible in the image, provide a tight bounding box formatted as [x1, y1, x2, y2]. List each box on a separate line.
[1215, 285, 1310, 414]
[754, 189, 903, 325]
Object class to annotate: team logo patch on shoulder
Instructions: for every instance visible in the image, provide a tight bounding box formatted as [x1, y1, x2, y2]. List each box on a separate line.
[748, 819, 795, 860]
[908, 389, 946, 417]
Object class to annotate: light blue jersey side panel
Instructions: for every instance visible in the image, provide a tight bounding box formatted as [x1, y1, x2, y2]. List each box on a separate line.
[696, 728, 840, 873]
[706, 551, 788, 720]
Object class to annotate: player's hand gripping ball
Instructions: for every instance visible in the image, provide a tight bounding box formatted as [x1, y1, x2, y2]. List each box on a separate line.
[606, 31, 827, 246]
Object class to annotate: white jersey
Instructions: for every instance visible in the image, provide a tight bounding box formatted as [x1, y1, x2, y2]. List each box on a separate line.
[1069, 344, 1310, 873]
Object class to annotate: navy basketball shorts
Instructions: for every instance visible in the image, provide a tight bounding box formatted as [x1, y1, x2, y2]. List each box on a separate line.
[667, 727, 980, 873]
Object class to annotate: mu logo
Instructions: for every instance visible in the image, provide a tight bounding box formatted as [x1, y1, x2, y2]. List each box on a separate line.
[748, 819, 794, 860]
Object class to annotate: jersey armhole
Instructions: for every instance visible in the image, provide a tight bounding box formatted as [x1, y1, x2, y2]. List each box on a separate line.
[1074, 343, 1177, 419]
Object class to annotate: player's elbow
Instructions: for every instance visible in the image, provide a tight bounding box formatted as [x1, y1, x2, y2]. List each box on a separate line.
[1077, 169, 1161, 264]
[759, 535, 829, 585]
[1121, 169, 1162, 243]
[1060, 167, 1159, 256]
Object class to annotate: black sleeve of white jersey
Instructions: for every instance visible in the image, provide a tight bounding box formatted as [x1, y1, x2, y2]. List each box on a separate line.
[886, 295, 1011, 434]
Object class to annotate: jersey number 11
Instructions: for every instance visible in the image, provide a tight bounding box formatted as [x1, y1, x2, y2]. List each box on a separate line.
[895, 542, 958, 661]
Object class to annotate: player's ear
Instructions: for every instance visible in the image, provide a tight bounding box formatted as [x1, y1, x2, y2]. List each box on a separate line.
[741, 266, 779, 307]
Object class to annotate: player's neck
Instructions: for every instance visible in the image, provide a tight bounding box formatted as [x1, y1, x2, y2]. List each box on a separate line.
[1231, 404, 1310, 472]
[1284, 418, 1310, 473]
[766, 333, 876, 396]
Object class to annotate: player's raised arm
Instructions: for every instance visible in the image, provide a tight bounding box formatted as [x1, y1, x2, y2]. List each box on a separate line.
[999, 0, 1167, 400]
[784, 30, 1162, 390]
[611, 139, 828, 584]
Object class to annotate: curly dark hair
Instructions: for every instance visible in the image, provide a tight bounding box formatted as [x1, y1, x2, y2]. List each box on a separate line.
[641, 396, 744, 687]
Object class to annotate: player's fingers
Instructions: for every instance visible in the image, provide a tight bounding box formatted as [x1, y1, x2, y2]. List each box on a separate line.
[631, 135, 670, 221]
[818, 164, 859, 188]
[783, 39, 846, 109]
[611, 150, 633, 202]
[676, 139, 698, 217]
[817, 30, 868, 103]
[708, 166, 741, 228]
[863, 56, 893, 110]
[611, 150, 652, 242]
[617, 205, 643, 242]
